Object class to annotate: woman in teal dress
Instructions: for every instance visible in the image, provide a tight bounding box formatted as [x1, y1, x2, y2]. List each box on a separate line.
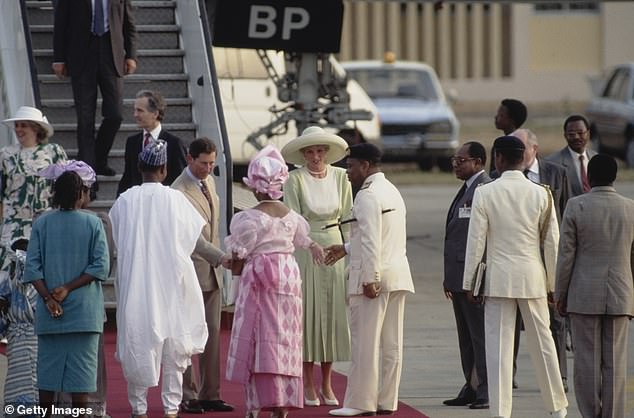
[24, 169, 109, 417]
[282, 127, 353, 407]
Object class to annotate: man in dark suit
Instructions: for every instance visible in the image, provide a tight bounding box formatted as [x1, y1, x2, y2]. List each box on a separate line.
[53, 0, 137, 175]
[545, 114, 597, 197]
[171, 138, 234, 414]
[513, 128, 572, 392]
[117, 90, 187, 195]
[443, 141, 490, 410]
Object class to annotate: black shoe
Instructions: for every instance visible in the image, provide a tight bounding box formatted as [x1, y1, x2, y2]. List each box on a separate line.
[443, 396, 475, 406]
[469, 399, 489, 409]
[199, 400, 235, 412]
[376, 410, 394, 415]
[512, 379, 519, 389]
[179, 400, 204, 414]
[562, 378, 569, 393]
[96, 165, 116, 176]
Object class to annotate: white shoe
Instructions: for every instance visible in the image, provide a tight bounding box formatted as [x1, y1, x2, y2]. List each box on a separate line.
[320, 389, 340, 406]
[304, 395, 320, 407]
[329, 407, 375, 416]
[550, 407, 567, 418]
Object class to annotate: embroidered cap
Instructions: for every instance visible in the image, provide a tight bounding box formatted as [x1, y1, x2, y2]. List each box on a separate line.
[139, 139, 167, 166]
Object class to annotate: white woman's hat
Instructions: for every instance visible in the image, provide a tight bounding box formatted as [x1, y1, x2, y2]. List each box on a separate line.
[281, 126, 349, 166]
[3, 106, 54, 139]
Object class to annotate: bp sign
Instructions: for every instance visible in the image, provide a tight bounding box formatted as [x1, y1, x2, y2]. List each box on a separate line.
[213, 0, 344, 53]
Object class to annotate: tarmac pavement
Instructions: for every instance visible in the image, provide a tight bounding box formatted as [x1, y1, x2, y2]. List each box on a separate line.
[2, 182, 634, 418]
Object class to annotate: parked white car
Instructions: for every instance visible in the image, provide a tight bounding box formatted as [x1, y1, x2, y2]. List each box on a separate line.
[342, 59, 459, 171]
[214, 48, 381, 174]
[586, 62, 634, 166]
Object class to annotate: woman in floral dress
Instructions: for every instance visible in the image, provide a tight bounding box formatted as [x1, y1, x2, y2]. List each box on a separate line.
[225, 145, 324, 418]
[0, 106, 66, 410]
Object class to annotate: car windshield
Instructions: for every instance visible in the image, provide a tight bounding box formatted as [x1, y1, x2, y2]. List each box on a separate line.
[346, 68, 439, 101]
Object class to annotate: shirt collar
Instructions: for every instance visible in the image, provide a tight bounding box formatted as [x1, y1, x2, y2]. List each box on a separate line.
[465, 169, 485, 189]
[144, 123, 162, 141]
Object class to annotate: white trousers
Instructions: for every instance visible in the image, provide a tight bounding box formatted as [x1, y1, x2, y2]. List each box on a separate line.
[485, 297, 568, 418]
[127, 338, 188, 415]
[343, 291, 407, 412]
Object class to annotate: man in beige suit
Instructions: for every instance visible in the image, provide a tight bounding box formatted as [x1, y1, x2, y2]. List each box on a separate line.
[172, 138, 234, 413]
[555, 154, 634, 418]
[326, 143, 415, 417]
[462, 136, 568, 418]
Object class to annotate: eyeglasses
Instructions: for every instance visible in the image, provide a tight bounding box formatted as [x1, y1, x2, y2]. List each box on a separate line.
[565, 130, 588, 138]
[450, 156, 476, 165]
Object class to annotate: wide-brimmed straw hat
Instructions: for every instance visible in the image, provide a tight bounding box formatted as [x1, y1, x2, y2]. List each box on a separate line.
[281, 126, 349, 166]
[3, 106, 54, 139]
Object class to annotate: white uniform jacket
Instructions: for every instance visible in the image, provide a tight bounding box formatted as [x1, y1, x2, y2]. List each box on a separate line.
[348, 172, 415, 296]
[462, 170, 559, 298]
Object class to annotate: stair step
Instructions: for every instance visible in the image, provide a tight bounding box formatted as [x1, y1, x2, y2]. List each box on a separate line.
[40, 98, 193, 125]
[26, 1, 177, 26]
[38, 74, 190, 99]
[33, 48, 186, 75]
[51, 127, 197, 152]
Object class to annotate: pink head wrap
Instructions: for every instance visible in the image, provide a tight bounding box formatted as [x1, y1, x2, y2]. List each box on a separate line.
[38, 160, 97, 187]
[242, 145, 289, 200]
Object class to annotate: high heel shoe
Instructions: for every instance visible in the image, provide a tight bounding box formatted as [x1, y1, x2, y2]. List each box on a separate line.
[320, 389, 339, 406]
[304, 395, 321, 407]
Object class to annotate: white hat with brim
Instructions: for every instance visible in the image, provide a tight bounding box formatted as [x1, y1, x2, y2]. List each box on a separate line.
[3, 106, 54, 139]
[281, 126, 349, 166]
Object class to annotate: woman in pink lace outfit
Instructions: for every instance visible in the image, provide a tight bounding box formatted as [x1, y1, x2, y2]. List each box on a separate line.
[225, 146, 323, 418]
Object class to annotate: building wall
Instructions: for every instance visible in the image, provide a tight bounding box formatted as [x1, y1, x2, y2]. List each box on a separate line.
[338, 1, 634, 105]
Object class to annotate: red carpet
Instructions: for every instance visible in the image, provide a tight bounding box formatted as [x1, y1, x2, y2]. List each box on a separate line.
[103, 321, 430, 418]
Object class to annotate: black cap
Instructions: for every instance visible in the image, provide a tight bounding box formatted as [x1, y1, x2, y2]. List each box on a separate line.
[347, 143, 382, 163]
[493, 135, 525, 152]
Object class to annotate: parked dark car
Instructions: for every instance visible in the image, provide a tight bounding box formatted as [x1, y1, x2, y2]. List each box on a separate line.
[586, 63, 634, 166]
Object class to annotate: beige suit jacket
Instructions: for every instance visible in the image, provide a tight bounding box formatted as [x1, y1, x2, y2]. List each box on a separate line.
[555, 186, 634, 316]
[172, 169, 224, 291]
[348, 172, 415, 295]
[462, 170, 559, 298]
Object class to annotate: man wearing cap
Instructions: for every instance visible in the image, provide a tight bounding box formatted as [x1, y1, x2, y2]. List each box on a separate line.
[325, 143, 415, 417]
[462, 136, 568, 418]
[117, 90, 187, 195]
[171, 138, 234, 414]
[555, 154, 634, 418]
[53, 0, 137, 176]
[109, 140, 229, 418]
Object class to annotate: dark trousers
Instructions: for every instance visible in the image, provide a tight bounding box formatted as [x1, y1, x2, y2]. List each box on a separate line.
[70, 31, 123, 169]
[451, 292, 488, 401]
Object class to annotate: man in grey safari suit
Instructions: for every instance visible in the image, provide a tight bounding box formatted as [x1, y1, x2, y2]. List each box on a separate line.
[443, 141, 490, 409]
[171, 138, 234, 413]
[555, 154, 634, 418]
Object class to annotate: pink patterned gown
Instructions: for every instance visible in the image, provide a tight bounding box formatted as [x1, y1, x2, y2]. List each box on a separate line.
[225, 208, 314, 412]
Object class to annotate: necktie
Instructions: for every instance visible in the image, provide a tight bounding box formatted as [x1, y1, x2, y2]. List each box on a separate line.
[93, 0, 105, 36]
[579, 154, 591, 193]
[448, 183, 467, 222]
[143, 132, 151, 147]
[200, 180, 214, 212]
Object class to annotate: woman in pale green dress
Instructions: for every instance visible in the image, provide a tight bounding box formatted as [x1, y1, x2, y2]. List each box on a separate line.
[282, 127, 352, 407]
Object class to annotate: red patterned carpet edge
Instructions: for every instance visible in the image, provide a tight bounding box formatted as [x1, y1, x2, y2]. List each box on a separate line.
[102, 322, 430, 418]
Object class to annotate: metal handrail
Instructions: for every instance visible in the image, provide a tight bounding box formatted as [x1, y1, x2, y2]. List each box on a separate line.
[19, 0, 42, 108]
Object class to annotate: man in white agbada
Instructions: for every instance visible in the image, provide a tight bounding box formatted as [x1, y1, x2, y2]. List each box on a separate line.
[109, 140, 223, 418]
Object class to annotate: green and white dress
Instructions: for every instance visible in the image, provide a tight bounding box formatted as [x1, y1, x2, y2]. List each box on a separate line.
[284, 166, 352, 362]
